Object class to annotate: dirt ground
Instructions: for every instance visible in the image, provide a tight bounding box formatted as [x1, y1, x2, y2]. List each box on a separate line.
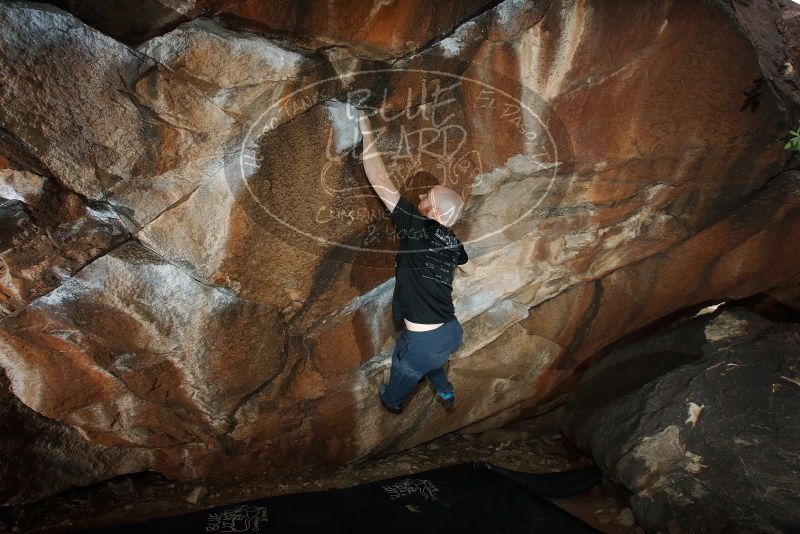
[0, 407, 642, 533]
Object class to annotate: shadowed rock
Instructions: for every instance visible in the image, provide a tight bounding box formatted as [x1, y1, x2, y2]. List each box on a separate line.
[563, 307, 800, 533]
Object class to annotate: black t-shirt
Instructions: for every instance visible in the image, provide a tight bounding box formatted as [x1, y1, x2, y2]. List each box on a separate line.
[390, 196, 468, 324]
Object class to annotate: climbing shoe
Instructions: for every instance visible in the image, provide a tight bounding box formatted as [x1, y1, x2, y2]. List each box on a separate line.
[378, 384, 404, 415]
[436, 390, 455, 409]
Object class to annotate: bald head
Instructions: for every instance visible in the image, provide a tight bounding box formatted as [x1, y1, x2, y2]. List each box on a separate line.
[428, 185, 464, 227]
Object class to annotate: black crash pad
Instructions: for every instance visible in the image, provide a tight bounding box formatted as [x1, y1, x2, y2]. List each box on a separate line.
[80, 462, 601, 533]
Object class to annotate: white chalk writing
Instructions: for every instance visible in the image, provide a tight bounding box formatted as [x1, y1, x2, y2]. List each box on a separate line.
[205, 504, 269, 533]
[382, 479, 440, 501]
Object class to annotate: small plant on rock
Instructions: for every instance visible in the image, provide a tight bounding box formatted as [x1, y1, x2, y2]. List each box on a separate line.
[784, 126, 800, 152]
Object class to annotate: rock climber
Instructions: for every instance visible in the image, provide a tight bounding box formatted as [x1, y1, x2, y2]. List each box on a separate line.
[355, 108, 476, 415]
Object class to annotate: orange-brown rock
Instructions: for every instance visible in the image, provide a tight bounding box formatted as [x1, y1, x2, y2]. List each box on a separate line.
[0, 368, 153, 505]
[56, 0, 499, 57]
[0, 137, 129, 316]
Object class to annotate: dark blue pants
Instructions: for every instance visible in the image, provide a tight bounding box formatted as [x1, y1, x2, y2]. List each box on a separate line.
[380, 319, 464, 407]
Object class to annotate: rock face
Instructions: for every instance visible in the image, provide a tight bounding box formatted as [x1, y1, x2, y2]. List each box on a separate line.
[563, 306, 800, 533]
[2, 0, 800, 505]
[0, 368, 153, 505]
[53, 0, 500, 55]
[0, 135, 130, 316]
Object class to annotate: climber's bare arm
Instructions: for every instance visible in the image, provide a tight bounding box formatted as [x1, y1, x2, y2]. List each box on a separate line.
[358, 111, 400, 213]
[458, 259, 476, 275]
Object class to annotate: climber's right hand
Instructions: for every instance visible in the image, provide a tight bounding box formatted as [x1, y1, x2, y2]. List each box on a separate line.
[357, 109, 372, 133]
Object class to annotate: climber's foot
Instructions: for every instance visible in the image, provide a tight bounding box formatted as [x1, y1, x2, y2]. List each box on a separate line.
[436, 390, 455, 411]
[378, 384, 403, 415]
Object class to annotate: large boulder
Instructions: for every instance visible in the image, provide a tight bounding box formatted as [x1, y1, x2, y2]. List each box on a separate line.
[563, 306, 800, 533]
[2, 0, 800, 505]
